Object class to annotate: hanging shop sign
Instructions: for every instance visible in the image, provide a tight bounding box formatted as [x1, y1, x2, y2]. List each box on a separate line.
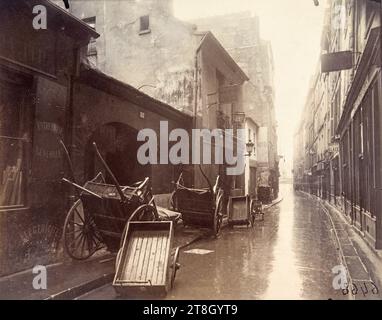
[321, 51, 353, 73]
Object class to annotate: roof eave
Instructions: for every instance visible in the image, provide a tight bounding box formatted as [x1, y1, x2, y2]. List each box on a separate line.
[77, 65, 192, 125]
[36, 0, 100, 40]
[196, 31, 249, 83]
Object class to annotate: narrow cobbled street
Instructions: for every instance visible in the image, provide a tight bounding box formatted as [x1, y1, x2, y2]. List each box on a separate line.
[78, 184, 347, 300]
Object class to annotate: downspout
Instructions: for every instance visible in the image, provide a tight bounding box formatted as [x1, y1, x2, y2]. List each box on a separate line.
[65, 44, 81, 208]
[193, 50, 199, 187]
[193, 51, 199, 129]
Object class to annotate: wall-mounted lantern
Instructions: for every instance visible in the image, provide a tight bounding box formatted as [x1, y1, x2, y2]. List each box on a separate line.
[245, 139, 255, 157]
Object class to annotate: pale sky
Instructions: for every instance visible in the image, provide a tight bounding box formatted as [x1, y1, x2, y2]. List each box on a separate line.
[174, 0, 327, 165]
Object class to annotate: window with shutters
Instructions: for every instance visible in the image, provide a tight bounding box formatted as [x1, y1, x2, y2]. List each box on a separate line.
[83, 17, 97, 66]
[139, 15, 151, 34]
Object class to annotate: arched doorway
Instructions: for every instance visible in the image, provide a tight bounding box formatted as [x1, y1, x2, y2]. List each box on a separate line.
[84, 122, 150, 186]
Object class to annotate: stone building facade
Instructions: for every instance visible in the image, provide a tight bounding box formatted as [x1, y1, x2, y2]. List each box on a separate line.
[0, 0, 97, 275]
[191, 12, 279, 200]
[294, 0, 381, 249]
[68, 0, 249, 191]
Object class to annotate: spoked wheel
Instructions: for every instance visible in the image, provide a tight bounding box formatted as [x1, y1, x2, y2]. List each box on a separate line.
[63, 200, 104, 260]
[120, 204, 159, 247]
[212, 193, 224, 237]
[130, 204, 159, 222]
[170, 247, 180, 289]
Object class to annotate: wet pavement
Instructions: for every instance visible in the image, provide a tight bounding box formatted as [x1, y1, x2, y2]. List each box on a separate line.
[79, 184, 347, 300]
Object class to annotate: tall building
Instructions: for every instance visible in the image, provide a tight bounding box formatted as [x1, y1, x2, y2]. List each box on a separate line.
[68, 0, 250, 193]
[191, 12, 279, 199]
[0, 0, 96, 276]
[294, 0, 381, 249]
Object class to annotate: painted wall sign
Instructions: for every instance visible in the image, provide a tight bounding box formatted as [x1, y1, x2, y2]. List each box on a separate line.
[36, 121, 64, 136]
[32, 78, 66, 179]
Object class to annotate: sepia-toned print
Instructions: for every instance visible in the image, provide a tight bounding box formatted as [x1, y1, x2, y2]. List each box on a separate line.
[0, 0, 381, 302]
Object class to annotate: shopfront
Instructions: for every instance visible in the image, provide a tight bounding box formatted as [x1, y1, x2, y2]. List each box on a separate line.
[337, 27, 381, 249]
[0, 0, 97, 276]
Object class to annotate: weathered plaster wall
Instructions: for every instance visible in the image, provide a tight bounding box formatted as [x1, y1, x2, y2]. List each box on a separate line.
[191, 12, 279, 171]
[70, 0, 197, 115]
[69, 1, 248, 191]
[73, 81, 191, 194]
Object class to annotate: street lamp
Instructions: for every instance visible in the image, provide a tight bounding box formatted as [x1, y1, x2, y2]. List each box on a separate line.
[245, 139, 255, 157]
[232, 112, 254, 156]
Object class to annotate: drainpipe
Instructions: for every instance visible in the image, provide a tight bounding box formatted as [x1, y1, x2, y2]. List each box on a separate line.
[65, 45, 81, 208]
[193, 52, 199, 129]
[192, 51, 199, 187]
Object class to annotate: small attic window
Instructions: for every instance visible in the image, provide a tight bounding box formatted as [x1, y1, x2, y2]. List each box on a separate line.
[139, 15, 150, 34]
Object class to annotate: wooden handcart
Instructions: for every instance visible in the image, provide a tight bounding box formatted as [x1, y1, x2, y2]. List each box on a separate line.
[113, 220, 180, 297]
[228, 195, 252, 227]
[61, 141, 159, 260]
[170, 169, 224, 237]
[250, 199, 264, 222]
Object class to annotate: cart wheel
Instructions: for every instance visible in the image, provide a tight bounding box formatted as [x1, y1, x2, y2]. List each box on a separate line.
[212, 194, 224, 237]
[63, 200, 104, 260]
[170, 247, 180, 289]
[120, 204, 159, 247]
[130, 204, 159, 222]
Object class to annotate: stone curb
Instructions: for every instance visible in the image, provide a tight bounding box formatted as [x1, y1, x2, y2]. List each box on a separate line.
[263, 196, 284, 210]
[45, 229, 206, 300]
[3, 197, 284, 300]
[298, 191, 382, 299]
[298, 191, 356, 300]
[45, 273, 115, 300]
